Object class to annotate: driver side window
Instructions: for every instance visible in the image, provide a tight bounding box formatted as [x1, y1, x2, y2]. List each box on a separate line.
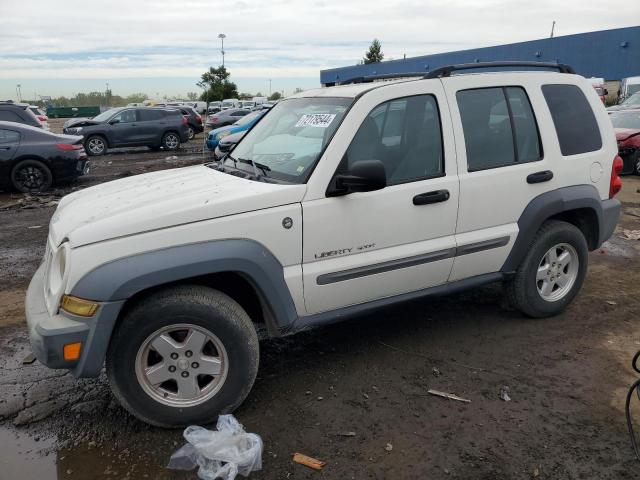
[344, 95, 444, 185]
[112, 110, 137, 123]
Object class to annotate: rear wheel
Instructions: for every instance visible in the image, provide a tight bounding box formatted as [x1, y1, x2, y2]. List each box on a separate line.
[106, 285, 259, 427]
[187, 125, 195, 140]
[85, 135, 107, 156]
[506, 220, 588, 318]
[162, 132, 180, 151]
[11, 159, 53, 193]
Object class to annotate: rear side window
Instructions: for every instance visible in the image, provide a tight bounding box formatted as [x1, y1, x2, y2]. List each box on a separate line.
[0, 129, 20, 143]
[138, 109, 164, 121]
[456, 87, 542, 171]
[0, 110, 23, 123]
[542, 84, 602, 156]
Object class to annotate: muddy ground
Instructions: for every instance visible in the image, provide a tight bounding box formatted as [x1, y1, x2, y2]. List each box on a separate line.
[1, 121, 640, 479]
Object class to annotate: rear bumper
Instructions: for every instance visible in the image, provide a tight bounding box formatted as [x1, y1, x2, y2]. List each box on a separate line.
[599, 198, 621, 245]
[25, 263, 124, 378]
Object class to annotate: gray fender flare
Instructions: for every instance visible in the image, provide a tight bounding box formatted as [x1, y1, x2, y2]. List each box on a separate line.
[501, 185, 620, 273]
[72, 238, 299, 327]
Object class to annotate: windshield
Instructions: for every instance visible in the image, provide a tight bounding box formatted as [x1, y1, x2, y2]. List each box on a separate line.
[234, 111, 262, 126]
[610, 111, 640, 129]
[623, 93, 640, 106]
[92, 108, 121, 122]
[229, 97, 352, 183]
[222, 101, 235, 108]
[628, 84, 640, 97]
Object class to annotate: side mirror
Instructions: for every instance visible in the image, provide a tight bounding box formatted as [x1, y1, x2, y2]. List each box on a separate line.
[109, 119, 120, 125]
[327, 159, 387, 197]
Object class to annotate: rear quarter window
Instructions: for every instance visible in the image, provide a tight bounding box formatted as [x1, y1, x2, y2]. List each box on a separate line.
[0, 110, 23, 123]
[541, 84, 602, 156]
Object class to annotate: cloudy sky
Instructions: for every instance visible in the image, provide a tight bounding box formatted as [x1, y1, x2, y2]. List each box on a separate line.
[0, 0, 637, 100]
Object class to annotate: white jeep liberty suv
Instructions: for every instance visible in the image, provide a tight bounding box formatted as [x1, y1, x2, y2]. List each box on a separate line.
[26, 62, 622, 427]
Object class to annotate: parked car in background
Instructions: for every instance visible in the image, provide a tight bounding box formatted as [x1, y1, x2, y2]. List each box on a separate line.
[221, 98, 240, 110]
[241, 101, 256, 110]
[184, 101, 207, 114]
[206, 108, 250, 129]
[610, 109, 640, 175]
[208, 101, 222, 111]
[162, 105, 203, 140]
[587, 78, 607, 104]
[619, 76, 640, 103]
[0, 121, 88, 193]
[205, 110, 265, 150]
[63, 107, 189, 156]
[28, 105, 49, 124]
[213, 130, 245, 161]
[0, 101, 47, 129]
[252, 96, 267, 106]
[607, 92, 640, 112]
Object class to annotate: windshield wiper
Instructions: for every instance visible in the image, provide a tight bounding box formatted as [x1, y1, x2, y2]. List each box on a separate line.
[236, 157, 271, 177]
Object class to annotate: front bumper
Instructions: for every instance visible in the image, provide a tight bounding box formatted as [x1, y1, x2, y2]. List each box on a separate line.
[25, 263, 124, 378]
[206, 139, 219, 151]
[26, 263, 90, 371]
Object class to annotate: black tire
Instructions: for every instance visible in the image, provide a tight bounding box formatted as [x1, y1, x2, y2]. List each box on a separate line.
[505, 220, 588, 318]
[161, 131, 180, 151]
[106, 285, 259, 428]
[11, 159, 53, 193]
[187, 125, 195, 140]
[634, 151, 640, 176]
[85, 135, 107, 156]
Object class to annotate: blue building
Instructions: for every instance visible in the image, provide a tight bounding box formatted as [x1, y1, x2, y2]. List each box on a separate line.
[320, 26, 640, 85]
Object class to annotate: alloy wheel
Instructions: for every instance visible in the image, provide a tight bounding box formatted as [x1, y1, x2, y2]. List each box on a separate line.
[15, 165, 46, 191]
[135, 324, 228, 407]
[536, 243, 579, 302]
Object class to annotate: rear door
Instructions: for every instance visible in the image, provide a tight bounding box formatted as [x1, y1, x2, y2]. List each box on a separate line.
[137, 108, 166, 144]
[301, 80, 459, 315]
[442, 73, 597, 280]
[0, 128, 20, 185]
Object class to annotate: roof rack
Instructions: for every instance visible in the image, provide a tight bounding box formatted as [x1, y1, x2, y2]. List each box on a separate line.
[340, 72, 426, 85]
[424, 61, 575, 78]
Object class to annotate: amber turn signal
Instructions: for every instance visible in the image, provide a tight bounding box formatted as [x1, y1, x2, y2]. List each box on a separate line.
[63, 342, 82, 361]
[60, 295, 99, 317]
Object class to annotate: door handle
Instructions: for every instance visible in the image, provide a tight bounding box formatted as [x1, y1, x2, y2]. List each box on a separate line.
[527, 170, 553, 184]
[413, 189, 450, 205]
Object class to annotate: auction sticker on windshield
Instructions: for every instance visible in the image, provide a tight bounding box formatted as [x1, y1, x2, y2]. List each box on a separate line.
[295, 113, 336, 128]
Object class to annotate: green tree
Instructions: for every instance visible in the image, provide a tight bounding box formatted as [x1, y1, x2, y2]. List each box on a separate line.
[197, 66, 238, 103]
[186, 91, 198, 101]
[363, 39, 384, 64]
[268, 92, 282, 101]
[293, 87, 304, 94]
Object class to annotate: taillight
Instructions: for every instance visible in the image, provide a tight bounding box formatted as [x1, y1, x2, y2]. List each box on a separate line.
[56, 143, 82, 151]
[182, 115, 189, 125]
[196, 114, 202, 124]
[609, 155, 623, 198]
[38, 115, 47, 122]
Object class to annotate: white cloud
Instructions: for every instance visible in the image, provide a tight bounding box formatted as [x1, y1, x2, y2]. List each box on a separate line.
[0, 0, 637, 95]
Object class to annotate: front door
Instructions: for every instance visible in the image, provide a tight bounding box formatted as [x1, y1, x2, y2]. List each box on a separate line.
[109, 109, 139, 146]
[301, 82, 459, 315]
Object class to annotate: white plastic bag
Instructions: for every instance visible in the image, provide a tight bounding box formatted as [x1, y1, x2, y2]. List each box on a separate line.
[168, 414, 263, 480]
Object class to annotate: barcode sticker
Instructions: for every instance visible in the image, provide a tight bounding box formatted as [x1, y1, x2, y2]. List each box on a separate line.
[295, 113, 336, 128]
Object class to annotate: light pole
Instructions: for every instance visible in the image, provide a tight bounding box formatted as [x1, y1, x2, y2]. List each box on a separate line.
[106, 82, 110, 107]
[218, 33, 226, 67]
[269, 79, 272, 96]
[16, 84, 22, 102]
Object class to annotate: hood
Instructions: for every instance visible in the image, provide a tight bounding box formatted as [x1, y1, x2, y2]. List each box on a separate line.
[209, 125, 234, 139]
[49, 165, 306, 247]
[615, 128, 640, 142]
[63, 117, 100, 129]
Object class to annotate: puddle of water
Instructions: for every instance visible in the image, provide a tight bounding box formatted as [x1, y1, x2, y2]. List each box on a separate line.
[0, 426, 57, 479]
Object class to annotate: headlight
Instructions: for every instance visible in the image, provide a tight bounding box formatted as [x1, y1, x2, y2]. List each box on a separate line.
[44, 241, 70, 313]
[217, 131, 231, 140]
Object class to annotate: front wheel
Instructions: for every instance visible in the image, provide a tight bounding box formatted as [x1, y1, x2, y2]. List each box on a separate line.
[85, 135, 107, 156]
[162, 132, 180, 151]
[106, 285, 259, 427]
[506, 220, 588, 318]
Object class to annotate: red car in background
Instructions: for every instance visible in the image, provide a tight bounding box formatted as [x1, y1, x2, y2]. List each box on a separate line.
[610, 109, 640, 175]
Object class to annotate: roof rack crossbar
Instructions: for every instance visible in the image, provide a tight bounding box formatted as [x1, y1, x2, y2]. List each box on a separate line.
[424, 61, 575, 78]
[340, 72, 426, 85]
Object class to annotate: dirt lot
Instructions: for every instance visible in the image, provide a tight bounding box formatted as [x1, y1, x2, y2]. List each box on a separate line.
[1, 125, 640, 479]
